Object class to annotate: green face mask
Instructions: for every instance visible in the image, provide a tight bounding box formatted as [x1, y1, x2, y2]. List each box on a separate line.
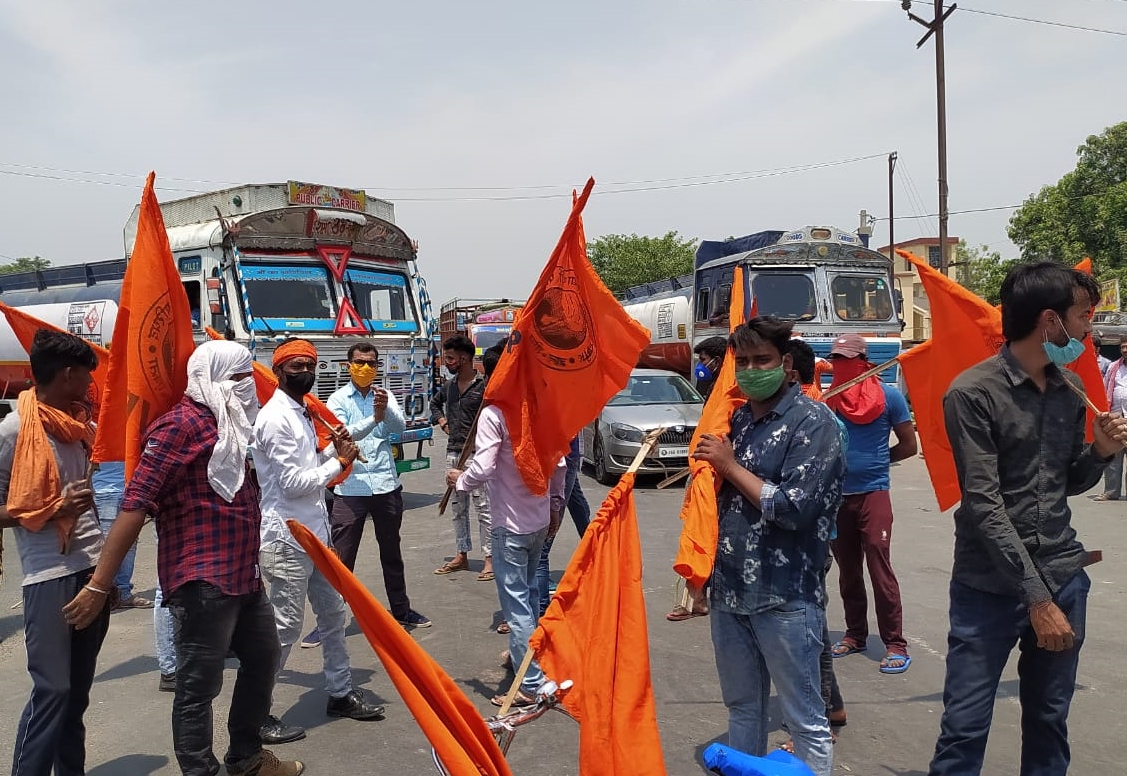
[735, 365, 787, 401]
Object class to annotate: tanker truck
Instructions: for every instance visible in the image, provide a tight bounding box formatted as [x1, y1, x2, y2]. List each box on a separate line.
[0, 180, 439, 474]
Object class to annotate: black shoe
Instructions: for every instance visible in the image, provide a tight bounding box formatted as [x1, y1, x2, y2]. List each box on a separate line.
[159, 672, 176, 693]
[326, 689, 385, 721]
[396, 609, 432, 629]
[260, 715, 307, 744]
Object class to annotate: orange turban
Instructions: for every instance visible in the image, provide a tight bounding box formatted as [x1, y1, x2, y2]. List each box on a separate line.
[272, 340, 318, 367]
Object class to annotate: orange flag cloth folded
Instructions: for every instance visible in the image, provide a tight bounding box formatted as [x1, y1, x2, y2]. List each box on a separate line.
[484, 178, 649, 495]
[1067, 257, 1108, 439]
[286, 520, 512, 776]
[529, 472, 668, 776]
[7, 389, 96, 550]
[92, 172, 195, 480]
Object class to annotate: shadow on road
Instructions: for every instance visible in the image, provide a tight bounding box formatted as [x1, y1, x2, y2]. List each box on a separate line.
[88, 753, 168, 775]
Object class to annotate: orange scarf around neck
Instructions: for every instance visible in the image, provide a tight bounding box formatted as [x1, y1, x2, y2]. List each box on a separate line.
[7, 389, 96, 552]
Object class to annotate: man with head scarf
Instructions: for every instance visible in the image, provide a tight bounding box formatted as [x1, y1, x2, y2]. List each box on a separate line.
[64, 340, 304, 776]
[253, 338, 385, 743]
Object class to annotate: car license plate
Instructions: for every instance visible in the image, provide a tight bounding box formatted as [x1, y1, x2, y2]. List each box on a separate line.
[659, 445, 689, 458]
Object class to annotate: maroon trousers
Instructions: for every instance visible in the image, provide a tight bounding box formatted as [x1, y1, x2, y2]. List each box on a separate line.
[831, 490, 907, 655]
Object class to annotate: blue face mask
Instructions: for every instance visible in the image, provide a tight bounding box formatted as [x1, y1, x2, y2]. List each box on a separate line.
[1043, 316, 1086, 366]
[694, 360, 715, 382]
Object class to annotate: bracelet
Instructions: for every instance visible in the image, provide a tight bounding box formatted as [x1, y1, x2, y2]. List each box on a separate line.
[84, 583, 110, 596]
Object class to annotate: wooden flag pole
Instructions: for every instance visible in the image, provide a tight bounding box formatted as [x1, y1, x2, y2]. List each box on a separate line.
[496, 428, 664, 716]
[1061, 377, 1127, 450]
[820, 355, 902, 401]
[658, 466, 690, 490]
[310, 411, 368, 464]
[437, 405, 484, 515]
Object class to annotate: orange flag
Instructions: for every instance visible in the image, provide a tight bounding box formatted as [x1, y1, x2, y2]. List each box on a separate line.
[529, 473, 667, 776]
[673, 266, 748, 589]
[897, 250, 1003, 511]
[92, 173, 195, 479]
[1066, 257, 1108, 438]
[484, 178, 649, 495]
[0, 302, 111, 414]
[285, 520, 512, 776]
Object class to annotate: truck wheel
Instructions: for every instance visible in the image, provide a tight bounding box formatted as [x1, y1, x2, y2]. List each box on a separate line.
[593, 435, 617, 486]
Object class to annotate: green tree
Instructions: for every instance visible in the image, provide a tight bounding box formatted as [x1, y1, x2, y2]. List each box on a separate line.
[1008, 122, 1127, 270]
[587, 231, 697, 295]
[955, 241, 1018, 305]
[0, 256, 50, 274]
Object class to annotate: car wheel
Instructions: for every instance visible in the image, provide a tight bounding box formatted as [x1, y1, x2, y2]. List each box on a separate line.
[593, 434, 617, 486]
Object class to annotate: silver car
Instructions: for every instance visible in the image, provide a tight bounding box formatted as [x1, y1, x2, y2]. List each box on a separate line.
[582, 368, 704, 484]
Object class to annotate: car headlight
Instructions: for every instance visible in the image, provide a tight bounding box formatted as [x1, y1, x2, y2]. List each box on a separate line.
[611, 423, 645, 442]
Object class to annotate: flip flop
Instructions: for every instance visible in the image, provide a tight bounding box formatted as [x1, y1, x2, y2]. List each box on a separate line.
[831, 641, 866, 658]
[879, 653, 912, 674]
[491, 690, 536, 708]
[434, 558, 469, 575]
[477, 570, 495, 582]
[666, 605, 709, 622]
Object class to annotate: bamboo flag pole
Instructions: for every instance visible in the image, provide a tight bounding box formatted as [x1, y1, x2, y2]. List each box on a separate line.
[820, 354, 903, 401]
[310, 411, 369, 464]
[495, 427, 665, 716]
[437, 404, 484, 515]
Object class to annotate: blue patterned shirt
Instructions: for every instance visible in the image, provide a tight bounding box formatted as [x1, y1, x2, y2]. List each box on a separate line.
[711, 383, 845, 615]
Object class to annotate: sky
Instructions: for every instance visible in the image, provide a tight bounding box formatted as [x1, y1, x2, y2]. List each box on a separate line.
[1, 0, 1125, 306]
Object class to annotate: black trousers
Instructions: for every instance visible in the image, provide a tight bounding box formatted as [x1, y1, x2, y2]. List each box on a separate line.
[166, 583, 280, 776]
[330, 488, 410, 619]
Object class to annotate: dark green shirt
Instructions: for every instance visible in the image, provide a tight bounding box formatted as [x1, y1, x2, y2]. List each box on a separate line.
[943, 345, 1109, 605]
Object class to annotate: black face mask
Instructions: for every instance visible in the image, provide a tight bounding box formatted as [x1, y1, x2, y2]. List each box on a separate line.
[284, 371, 316, 396]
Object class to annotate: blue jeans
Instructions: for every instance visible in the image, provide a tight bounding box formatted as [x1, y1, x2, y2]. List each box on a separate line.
[711, 603, 833, 776]
[533, 451, 591, 616]
[154, 583, 178, 675]
[492, 525, 548, 695]
[447, 452, 491, 556]
[928, 572, 1090, 776]
[95, 493, 135, 598]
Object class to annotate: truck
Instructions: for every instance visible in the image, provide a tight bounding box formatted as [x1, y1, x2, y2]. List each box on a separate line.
[438, 298, 525, 362]
[621, 293, 694, 377]
[0, 181, 438, 473]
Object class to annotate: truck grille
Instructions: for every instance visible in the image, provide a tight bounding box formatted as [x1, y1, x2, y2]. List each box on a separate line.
[308, 347, 431, 424]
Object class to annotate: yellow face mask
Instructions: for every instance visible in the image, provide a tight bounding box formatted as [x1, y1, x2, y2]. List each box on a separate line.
[348, 363, 377, 388]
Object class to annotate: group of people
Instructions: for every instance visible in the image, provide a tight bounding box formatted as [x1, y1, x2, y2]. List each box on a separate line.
[685, 261, 1127, 776]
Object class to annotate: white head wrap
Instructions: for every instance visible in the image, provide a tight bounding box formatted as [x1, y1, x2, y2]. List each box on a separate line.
[184, 340, 256, 502]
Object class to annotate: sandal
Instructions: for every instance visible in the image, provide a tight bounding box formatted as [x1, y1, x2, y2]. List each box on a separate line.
[666, 605, 709, 622]
[434, 558, 469, 575]
[831, 640, 866, 658]
[496, 620, 510, 634]
[491, 689, 536, 708]
[477, 570, 495, 582]
[1094, 493, 1120, 502]
[779, 731, 836, 753]
[879, 653, 912, 674]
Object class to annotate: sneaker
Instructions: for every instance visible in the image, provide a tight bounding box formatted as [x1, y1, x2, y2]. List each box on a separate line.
[227, 748, 304, 776]
[396, 609, 432, 629]
[159, 672, 176, 693]
[299, 628, 322, 648]
[259, 715, 306, 745]
[326, 689, 386, 720]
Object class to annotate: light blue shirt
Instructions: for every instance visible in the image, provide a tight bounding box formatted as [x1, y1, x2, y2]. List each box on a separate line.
[327, 381, 405, 496]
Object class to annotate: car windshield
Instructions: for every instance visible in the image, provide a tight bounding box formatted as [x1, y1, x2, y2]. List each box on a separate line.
[607, 374, 703, 406]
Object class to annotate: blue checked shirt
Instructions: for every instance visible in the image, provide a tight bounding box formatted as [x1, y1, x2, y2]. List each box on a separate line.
[327, 381, 406, 496]
[712, 383, 845, 615]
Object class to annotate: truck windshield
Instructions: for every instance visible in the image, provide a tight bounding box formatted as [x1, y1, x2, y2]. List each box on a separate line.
[831, 274, 894, 321]
[346, 269, 418, 332]
[473, 327, 510, 352]
[242, 264, 335, 321]
[750, 272, 817, 320]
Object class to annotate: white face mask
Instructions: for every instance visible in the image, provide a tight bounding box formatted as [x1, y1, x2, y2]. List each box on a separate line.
[230, 378, 259, 423]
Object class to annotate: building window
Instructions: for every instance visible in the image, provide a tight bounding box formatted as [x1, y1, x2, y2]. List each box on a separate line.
[927, 245, 942, 268]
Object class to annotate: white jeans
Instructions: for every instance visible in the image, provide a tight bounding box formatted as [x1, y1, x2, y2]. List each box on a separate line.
[260, 540, 352, 697]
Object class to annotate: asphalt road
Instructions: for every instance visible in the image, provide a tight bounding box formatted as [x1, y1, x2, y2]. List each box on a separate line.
[1, 445, 1125, 775]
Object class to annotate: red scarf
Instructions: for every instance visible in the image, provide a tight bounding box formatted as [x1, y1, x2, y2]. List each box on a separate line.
[825, 357, 886, 424]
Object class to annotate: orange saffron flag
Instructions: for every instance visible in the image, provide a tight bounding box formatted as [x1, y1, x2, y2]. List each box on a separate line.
[92, 173, 196, 479]
[286, 519, 512, 776]
[1065, 257, 1108, 438]
[0, 302, 111, 414]
[673, 267, 748, 589]
[484, 178, 649, 495]
[529, 473, 667, 776]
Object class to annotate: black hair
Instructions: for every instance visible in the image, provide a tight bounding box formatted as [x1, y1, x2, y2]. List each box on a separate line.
[30, 328, 97, 385]
[482, 343, 505, 378]
[693, 336, 728, 360]
[443, 335, 475, 358]
[789, 339, 816, 384]
[1000, 262, 1101, 341]
[728, 316, 794, 358]
[347, 342, 378, 361]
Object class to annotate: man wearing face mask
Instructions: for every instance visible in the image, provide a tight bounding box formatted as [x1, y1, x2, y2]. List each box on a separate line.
[693, 317, 844, 776]
[65, 340, 305, 776]
[253, 338, 385, 742]
[324, 342, 430, 629]
[692, 336, 728, 400]
[431, 335, 492, 579]
[928, 263, 1127, 776]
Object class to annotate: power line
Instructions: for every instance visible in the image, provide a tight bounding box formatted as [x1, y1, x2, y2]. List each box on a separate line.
[959, 6, 1127, 36]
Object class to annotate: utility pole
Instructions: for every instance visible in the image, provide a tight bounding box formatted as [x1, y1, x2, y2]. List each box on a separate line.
[904, 0, 956, 275]
[888, 151, 897, 269]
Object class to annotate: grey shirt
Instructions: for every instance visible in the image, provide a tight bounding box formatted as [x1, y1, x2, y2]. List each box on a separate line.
[943, 346, 1109, 606]
[0, 409, 102, 586]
